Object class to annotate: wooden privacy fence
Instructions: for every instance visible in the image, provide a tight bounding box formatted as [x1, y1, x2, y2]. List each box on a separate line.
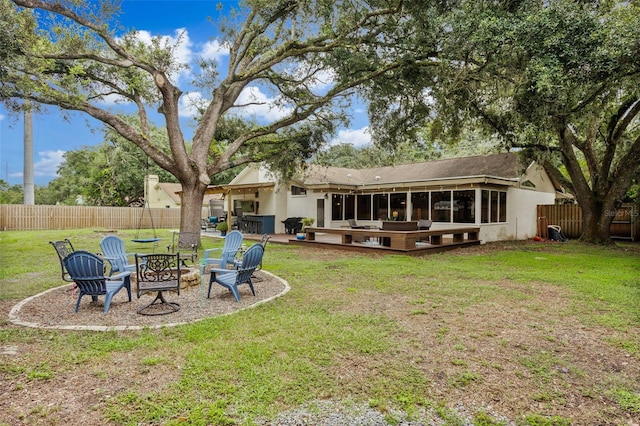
[0, 205, 209, 231]
[537, 204, 638, 241]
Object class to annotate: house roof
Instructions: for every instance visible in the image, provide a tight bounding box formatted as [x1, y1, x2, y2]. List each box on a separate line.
[201, 152, 557, 195]
[303, 152, 524, 190]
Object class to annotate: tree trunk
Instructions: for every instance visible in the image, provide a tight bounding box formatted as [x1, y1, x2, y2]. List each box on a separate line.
[178, 182, 207, 250]
[578, 199, 616, 244]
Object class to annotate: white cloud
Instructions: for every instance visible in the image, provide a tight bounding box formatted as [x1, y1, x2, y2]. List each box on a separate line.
[179, 85, 295, 122]
[34, 150, 65, 178]
[95, 28, 197, 106]
[330, 127, 371, 147]
[134, 28, 193, 69]
[0, 113, 5, 121]
[233, 86, 292, 121]
[199, 39, 229, 62]
[308, 68, 336, 92]
[178, 91, 206, 118]
[98, 92, 129, 106]
[115, 28, 193, 86]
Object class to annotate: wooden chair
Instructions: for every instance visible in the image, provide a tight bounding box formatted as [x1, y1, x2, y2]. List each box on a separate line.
[135, 253, 181, 315]
[63, 250, 132, 314]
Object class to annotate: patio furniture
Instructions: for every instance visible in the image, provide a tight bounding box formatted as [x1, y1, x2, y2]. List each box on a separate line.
[418, 219, 432, 230]
[241, 215, 276, 234]
[547, 225, 568, 242]
[135, 252, 181, 315]
[348, 218, 371, 229]
[63, 250, 132, 314]
[417, 220, 432, 243]
[348, 219, 378, 242]
[202, 230, 244, 272]
[282, 217, 303, 234]
[382, 221, 418, 231]
[50, 238, 75, 282]
[208, 243, 264, 301]
[201, 216, 218, 231]
[167, 231, 198, 266]
[100, 235, 136, 274]
[255, 234, 270, 273]
[303, 226, 480, 251]
[235, 234, 270, 282]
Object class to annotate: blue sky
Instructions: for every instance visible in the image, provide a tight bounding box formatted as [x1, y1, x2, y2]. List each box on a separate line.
[0, 0, 371, 186]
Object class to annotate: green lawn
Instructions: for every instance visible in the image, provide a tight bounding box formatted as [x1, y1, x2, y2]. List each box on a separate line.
[1, 229, 639, 425]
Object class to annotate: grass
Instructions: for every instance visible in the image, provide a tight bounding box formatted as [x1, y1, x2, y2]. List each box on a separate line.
[1, 230, 640, 425]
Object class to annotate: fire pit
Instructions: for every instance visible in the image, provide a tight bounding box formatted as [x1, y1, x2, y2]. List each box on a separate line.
[179, 268, 200, 289]
[131, 268, 200, 292]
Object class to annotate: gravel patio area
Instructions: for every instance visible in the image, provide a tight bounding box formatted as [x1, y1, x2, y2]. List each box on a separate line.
[9, 269, 289, 331]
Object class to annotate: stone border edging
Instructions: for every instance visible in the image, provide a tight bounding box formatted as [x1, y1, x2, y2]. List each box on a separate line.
[8, 270, 290, 332]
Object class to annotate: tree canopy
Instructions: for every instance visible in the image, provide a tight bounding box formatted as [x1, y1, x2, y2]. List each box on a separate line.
[364, 0, 640, 243]
[3, 0, 638, 243]
[1, 0, 415, 246]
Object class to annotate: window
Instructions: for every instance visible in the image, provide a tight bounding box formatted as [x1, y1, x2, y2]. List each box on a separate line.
[291, 185, 306, 196]
[389, 193, 407, 221]
[373, 194, 388, 220]
[234, 200, 254, 213]
[453, 190, 475, 223]
[344, 194, 355, 220]
[331, 194, 343, 220]
[481, 190, 490, 223]
[481, 189, 507, 223]
[357, 194, 372, 220]
[431, 191, 451, 222]
[490, 191, 498, 223]
[499, 192, 507, 222]
[411, 192, 429, 220]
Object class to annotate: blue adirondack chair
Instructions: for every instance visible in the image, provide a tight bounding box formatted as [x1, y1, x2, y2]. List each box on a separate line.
[208, 243, 264, 301]
[100, 235, 136, 274]
[63, 250, 132, 314]
[201, 230, 244, 272]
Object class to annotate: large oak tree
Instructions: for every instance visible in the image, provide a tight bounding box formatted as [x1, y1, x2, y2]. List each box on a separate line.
[0, 0, 411, 247]
[365, 0, 640, 243]
[434, 0, 640, 243]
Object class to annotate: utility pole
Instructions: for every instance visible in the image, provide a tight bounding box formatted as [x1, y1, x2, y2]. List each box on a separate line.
[23, 104, 34, 205]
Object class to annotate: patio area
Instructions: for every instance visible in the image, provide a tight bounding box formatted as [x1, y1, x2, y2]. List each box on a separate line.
[224, 227, 482, 256]
[9, 269, 289, 331]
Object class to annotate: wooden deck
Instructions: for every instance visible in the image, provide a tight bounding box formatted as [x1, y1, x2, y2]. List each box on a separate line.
[288, 226, 481, 255]
[204, 227, 481, 255]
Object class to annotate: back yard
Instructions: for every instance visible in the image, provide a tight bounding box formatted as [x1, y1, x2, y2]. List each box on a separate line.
[1, 229, 639, 425]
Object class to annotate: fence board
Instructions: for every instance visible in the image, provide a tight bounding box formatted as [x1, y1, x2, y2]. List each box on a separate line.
[537, 204, 638, 241]
[0, 205, 208, 231]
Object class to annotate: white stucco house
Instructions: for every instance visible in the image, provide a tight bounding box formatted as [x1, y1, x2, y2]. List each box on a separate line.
[204, 152, 567, 242]
[145, 175, 222, 211]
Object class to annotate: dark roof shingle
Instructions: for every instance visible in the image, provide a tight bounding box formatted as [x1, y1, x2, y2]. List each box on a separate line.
[303, 152, 523, 186]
